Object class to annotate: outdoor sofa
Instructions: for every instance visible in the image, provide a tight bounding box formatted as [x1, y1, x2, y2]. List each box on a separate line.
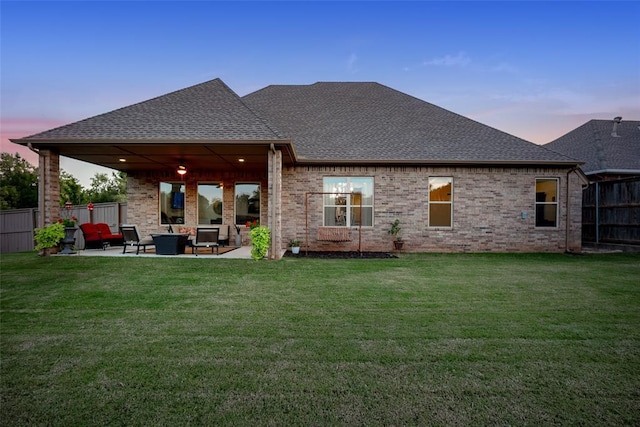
[79, 222, 124, 249]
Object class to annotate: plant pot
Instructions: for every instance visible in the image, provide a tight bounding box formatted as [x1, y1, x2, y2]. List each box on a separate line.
[393, 240, 404, 250]
[235, 234, 242, 247]
[60, 226, 77, 255]
[38, 247, 59, 257]
[291, 246, 300, 254]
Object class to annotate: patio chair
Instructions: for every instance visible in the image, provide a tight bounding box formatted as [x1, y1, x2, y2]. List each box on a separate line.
[119, 224, 155, 255]
[192, 228, 219, 256]
[79, 222, 107, 250]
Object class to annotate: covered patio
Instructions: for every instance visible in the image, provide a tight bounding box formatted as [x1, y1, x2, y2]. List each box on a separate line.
[14, 79, 295, 259]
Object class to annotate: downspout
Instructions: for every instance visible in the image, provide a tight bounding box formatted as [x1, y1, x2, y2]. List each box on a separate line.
[270, 143, 277, 260]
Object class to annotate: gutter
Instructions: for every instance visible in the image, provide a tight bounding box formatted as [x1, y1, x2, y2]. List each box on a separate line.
[295, 159, 583, 168]
[586, 169, 640, 176]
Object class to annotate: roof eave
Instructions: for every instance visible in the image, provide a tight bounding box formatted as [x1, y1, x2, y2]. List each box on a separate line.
[11, 137, 291, 145]
[586, 168, 640, 176]
[293, 158, 583, 167]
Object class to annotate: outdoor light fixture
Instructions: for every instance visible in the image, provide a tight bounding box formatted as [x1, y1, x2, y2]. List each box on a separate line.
[177, 163, 187, 176]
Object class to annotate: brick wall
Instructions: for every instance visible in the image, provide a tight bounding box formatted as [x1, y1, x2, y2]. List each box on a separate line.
[123, 165, 582, 253]
[127, 170, 268, 243]
[281, 165, 583, 253]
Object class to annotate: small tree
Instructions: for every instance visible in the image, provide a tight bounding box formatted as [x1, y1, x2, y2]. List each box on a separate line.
[388, 219, 402, 241]
[0, 153, 38, 209]
[60, 170, 86, 205]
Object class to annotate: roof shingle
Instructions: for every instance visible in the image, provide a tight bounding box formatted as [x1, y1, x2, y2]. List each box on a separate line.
[243, 82, 576, 164]
[21, 78, 282, 141]
[545, 119, 640, 174]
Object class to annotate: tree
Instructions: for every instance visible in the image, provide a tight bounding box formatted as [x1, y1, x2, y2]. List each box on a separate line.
[0, 153, 38, 209]
[60, 170, 86, 206]
[85, 171, 127, 203]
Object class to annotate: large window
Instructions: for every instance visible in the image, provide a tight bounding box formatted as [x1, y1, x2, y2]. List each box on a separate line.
[160, 182, 185, 225]
[198, 183, 223, 225]
[323, 177, 373, 226]
[428, 177, 453, 227]
[235, 183, 260, 225]
[535, 178, 558, 227]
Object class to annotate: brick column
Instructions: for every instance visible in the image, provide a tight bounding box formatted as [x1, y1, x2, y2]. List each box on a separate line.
[267, 148, 282, 259]
[38, 149, 60, 228]
[566, 169, 584, 253]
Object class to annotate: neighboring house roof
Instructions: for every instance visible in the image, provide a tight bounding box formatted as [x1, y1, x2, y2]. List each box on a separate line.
[243, 82, 576, 165]
[545, 118, 640, 176]
[19, 78, 283, 141]
[13, 78, 579, 168]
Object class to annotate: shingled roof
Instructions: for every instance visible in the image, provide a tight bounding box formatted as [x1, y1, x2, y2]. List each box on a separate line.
[19, 78, 282, 141]
[243, 82, 577, 165]
[15, 78, 579, 167]
[544, 119, 640, 175]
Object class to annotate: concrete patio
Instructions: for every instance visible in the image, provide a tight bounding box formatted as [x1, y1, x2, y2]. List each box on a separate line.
[72, 245, 256, 259]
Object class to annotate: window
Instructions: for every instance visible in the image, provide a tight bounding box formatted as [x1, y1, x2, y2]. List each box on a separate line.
[428, 177, 452, 227]
[198, 183, 223, 225]
[535, 178, 558, 227]
[323, 177, 373, 226]
[235, 183, 260, 225]
[160, 182, 185, 225]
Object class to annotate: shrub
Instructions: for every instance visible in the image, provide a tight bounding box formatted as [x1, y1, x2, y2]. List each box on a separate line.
[249, 226, 270, 260]
[34, 222, 65, 251]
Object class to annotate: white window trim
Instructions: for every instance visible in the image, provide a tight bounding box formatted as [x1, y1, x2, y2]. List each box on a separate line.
[535, 177, 559, 228]
[428, 176, 453, 228]
[322, 177, 374, 227]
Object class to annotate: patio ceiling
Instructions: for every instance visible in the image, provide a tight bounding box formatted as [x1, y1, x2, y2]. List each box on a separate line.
[31, 140, 296, 173]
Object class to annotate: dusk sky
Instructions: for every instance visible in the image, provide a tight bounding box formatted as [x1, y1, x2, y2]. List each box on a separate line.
[2, 1, 639, 186]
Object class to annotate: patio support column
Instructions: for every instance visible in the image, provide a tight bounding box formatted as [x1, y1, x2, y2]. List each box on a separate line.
[268, 146, 282, 259]
[37, 149, 60, 228]
[565, 168, 585, 253]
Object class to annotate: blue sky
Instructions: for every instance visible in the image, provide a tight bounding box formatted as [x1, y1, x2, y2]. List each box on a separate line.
[2, 1, 639, 186]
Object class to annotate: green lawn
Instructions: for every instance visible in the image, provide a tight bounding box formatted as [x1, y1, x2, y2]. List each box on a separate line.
[1, 252, 639, 426]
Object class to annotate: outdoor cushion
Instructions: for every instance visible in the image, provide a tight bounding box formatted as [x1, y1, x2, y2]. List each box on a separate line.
[179, 225, 230, 246]
[95, 223, 124, 245]
[79, 223, 105, 249]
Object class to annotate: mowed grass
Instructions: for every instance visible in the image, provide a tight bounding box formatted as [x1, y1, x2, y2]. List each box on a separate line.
[1, 252, 639, 426]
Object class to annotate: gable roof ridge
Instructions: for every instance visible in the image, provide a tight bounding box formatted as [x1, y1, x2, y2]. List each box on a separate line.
[17, 78, 284, 142]
[22, 78, 228, 139]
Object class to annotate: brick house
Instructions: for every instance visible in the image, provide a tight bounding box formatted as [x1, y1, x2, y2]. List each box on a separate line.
[13, 79, 586, 258]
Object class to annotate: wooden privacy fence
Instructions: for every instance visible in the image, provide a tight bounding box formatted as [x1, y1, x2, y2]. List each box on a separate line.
[0, 202, 127, 253]
[582, 177, 640, 245]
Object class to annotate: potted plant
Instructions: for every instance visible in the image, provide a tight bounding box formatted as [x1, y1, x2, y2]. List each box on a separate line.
[34, 222, 65, 256]
[388, 219, 404, 250]
[58, 215, 78, 254]
[289, 238, 301, 254]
